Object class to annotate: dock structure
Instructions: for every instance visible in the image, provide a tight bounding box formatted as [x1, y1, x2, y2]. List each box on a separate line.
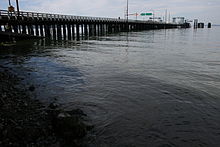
[0, 10, 190, 40]
[198, 23, 204, 28]
[208, 23, 212, 28]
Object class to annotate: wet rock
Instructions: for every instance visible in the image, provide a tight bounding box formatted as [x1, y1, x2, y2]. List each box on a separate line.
[53, 113, 88, 141]
[157, 144, 173, 147]
[0, 67, 92, 146]
[67, 109, 87, 117]
[24, 102, 28, 107]
[29, 85, 35, 92]
[57, 112, 71, 118]
[0, 123, 3, 131]
[0, 98, 5, 105]
[1, 93, 6, 99]
[48, 102, 59, 110]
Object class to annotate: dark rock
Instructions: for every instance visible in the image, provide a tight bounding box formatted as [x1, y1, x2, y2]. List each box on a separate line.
[68, 109, 87, 116]
[29, 85, 35, 92]
[57, 112, 71, 118]
[48, 103, 59, 110]
[53, 113, 87, 141]
[24, 102, 28, 107]
[0, 67, 92, 146]
[0, 123, 3, 131]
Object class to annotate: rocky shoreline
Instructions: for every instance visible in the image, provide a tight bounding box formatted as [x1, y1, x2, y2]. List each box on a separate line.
[0, 66, 92, 147]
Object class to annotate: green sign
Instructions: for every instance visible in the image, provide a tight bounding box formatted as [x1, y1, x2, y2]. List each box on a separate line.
[146, 13, 153, 16]
[140, 13, 153, 16]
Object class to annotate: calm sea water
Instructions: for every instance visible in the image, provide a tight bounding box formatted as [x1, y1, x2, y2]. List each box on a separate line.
[1, 27, 220, 147]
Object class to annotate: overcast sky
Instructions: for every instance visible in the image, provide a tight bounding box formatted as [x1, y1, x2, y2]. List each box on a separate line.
[1, 0, 220, 24]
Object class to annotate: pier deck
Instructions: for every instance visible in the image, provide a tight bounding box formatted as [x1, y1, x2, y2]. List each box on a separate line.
[0, 10, 190, 40]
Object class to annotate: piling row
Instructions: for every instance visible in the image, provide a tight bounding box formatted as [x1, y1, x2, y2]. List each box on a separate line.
[0, 10, 190, 40]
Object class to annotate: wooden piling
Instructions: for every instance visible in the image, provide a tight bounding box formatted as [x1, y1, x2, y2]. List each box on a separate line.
[93, 24, 97, 36]
[52, 24, 56, 39]
[84, 24, 88, 36]
[81, 24, 84, 34]
[67, 24, 71, 40]
[57, 24, 61, 39]
[39, 24, 44, 36]
[35, 24, 39, 36]
[208, 23, 211, 28]
[89, 24, 93, 36]
[44, 24, 51, 38]
[62, 24, 66, 40]
[97, 24, 100, 36]
[71, 24, 75, 40]
[76, 23, 80, 41]
[22, 25, 26, 34]
[13, 24, 18, 33]
[30, 25, 34, 35]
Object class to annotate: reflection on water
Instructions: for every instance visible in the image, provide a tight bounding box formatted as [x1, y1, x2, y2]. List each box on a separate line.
[1, 27, 220, 146]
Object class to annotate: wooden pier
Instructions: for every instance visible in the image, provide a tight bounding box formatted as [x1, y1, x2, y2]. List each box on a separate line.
[0, 10, 190, 40]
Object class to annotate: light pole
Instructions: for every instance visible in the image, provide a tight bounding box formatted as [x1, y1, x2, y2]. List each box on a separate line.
[8, 0, 11, 6]
[165, 9, 167, 23]
[151, 9, 155, 29]
[152, 10, 155, 22]
[126, 0, 129, 21]
[16, 0, 20, 16]
[126, 0, 129, 31]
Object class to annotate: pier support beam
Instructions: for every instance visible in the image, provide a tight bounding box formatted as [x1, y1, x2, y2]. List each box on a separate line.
[35, 25, 39, 36]
[108, 24, 112, 33]
[76, 23, 80, 41]
[93, 24, 97, 36]
[39, 24, 44, 37]
[100, 24, 104, 35]
[62, 24, 66, 40]
[71, 24, 75, 40]
[81, 24, 84, 35]
[13, 24, 18, 33]
[52, 24, 56, 40]
[89, 24, 93, 36]
[84, 24, 88, 37]
[208, 23, 211, 28]
[57, 24, 62, 40]
[67, 24, 71, 40]
[44, 24, 51, 38]
[22, 25, 26, 34]
[97, 24, 100, 36]
[29, 25, 34, 35]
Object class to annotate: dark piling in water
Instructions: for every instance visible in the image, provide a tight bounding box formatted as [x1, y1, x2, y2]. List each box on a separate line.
[198, 23, 204, 28]
[208, 23, 212, 28]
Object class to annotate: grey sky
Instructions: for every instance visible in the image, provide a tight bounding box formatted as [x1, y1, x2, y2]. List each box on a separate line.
[0, 0, 220, 24]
